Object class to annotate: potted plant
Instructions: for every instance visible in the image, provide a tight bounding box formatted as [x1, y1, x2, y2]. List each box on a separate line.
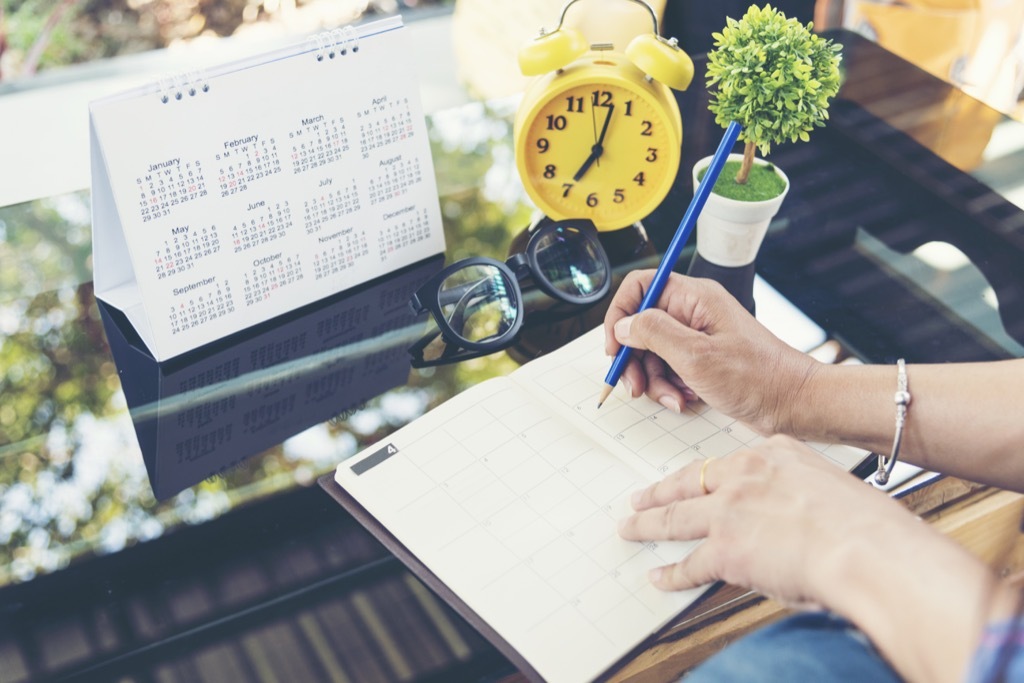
[688, 4, 842, 311]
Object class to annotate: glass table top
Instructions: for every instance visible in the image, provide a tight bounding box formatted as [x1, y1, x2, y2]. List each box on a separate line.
[1, 29, 1023, 597]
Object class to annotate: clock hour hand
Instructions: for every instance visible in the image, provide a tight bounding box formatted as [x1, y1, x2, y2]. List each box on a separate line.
[573, 150, 599, 182]
[573, 104, 614, 182]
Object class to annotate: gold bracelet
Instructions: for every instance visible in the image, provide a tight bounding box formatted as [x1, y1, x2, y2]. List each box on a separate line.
[875, 358, 911, 486]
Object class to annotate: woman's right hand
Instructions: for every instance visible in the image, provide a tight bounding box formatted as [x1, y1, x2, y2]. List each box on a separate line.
[602, 271, 819, 436]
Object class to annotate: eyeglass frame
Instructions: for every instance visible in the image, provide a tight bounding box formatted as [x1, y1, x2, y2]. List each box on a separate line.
[407, 218, 611, 366]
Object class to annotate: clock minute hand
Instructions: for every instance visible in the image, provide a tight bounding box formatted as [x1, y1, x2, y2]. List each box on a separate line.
[593, 103, 614, 167]
[573, 104, 614, 182]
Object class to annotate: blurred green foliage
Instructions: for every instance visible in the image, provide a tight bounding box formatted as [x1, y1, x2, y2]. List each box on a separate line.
[0, 0, 454, 79]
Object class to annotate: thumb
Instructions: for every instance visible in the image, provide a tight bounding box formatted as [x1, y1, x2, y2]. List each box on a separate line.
[614, 308, 706, 359]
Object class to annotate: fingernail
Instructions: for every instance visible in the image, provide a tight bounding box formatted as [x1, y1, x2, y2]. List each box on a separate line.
[614, 316, 634, 343]
[631, 489, 643, 507]
[648, 567, 663, 583]
[681, 387, 698, 402]
[659, 396, 681, 413]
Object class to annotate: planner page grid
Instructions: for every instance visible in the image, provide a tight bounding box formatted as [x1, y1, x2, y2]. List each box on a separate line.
[336, 327, 866, 683]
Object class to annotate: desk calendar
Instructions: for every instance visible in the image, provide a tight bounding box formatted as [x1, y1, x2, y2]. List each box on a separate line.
[322, 325, 868, 683]
[90, 16, 445, 361]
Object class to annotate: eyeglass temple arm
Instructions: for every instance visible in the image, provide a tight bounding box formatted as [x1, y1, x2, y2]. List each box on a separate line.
[505, 252, 529, 274]
[408, 326, 466, 367]
[445, 278, 495, 332]
[412, 283, 482, 341]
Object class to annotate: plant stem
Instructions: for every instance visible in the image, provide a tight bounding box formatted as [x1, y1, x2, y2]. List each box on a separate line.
[735, 140, 756, 185]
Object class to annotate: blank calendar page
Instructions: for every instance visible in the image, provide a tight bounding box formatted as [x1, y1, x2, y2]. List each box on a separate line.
[337, 327, 859, 683]
[515, 327, 867, 477]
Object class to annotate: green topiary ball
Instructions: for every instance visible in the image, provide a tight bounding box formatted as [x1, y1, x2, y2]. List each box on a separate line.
[706, 4, 842, 156]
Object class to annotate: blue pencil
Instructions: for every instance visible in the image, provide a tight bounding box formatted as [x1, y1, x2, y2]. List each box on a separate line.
[597, 120, 742, 408]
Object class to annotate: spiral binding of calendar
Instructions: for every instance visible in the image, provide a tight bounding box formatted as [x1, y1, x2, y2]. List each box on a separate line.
[158, 69, 211, 104]
[309, 24, 360, 62]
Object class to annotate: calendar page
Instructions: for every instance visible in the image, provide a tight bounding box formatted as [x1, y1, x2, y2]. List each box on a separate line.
[335, 326, 867, 683]
[90, 16, 444, 361]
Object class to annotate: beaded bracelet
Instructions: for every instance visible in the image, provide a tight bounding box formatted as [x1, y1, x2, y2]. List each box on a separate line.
[875, 358, 911, 485]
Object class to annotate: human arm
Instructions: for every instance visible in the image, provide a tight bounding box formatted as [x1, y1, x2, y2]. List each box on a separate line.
[603, 270, 1024, 491]
[618, 438, 1017, 683]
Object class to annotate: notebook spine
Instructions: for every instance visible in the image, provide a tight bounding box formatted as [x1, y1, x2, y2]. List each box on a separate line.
[158, 70, 210, 104]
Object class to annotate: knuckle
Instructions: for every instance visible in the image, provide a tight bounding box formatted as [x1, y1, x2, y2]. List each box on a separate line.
[714, 544, 743, 582]
[668, 559, 693, 588]
[731, 447, 767, 476]
[667, 469, 690, 498]
[623, 269, 655, 295]
[695, 276, 729, 300]
[634, 310, 678, 351]
[632, 309, 660, 336]
[661, 501, 686, 538]
[685, 334, 713, 363]
[716, 483, 745, 506]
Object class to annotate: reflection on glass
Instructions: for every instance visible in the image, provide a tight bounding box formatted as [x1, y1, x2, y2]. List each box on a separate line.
[857, 231, 1024, 356]
[0, 100, 533, 586]
[100, 256, 443, 500]
[439, 264, 518, 344]
[534, 224, 608, 299]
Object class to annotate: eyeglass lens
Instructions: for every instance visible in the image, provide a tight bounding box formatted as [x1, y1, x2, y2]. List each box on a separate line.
[534, 226, 608, 300]
[438, 264, 519, 343]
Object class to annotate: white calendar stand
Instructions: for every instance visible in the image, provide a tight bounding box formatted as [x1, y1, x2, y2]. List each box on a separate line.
[90, 16, 445, 361]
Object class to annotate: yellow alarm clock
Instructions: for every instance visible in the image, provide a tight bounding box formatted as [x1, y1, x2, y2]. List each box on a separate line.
[513, 0, 693, 232]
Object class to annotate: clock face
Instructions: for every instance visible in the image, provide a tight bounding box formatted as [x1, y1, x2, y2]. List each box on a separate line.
[517, 80, 680, 231]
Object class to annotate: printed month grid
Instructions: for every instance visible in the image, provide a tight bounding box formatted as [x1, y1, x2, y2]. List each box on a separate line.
[90, 17, 445, 360]
[136, 114, 425, 320]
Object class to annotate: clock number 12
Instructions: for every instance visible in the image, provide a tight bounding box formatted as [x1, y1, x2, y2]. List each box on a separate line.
[590, 90, 635, 117]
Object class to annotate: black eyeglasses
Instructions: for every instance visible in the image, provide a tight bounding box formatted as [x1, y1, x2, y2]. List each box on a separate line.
[408, 218, 611, 367]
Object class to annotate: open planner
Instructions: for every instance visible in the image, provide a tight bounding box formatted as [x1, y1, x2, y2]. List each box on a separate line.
[322, 319, 868, 683]
[90, 16, 444, 361]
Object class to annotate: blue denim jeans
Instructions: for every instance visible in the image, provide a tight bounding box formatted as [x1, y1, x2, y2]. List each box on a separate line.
[682, 612, 903, 682]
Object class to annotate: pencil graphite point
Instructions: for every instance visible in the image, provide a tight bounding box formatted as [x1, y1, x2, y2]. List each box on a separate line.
[596, 383, 614, 409]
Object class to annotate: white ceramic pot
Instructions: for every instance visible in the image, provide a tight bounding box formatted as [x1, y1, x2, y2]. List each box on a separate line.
[692, 153, 790, 267]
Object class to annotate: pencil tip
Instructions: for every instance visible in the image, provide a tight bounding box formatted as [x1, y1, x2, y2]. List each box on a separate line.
[596, 383, 614, 409]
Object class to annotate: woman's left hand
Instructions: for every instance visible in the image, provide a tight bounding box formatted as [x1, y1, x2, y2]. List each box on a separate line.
[618, 435, 913, 609]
